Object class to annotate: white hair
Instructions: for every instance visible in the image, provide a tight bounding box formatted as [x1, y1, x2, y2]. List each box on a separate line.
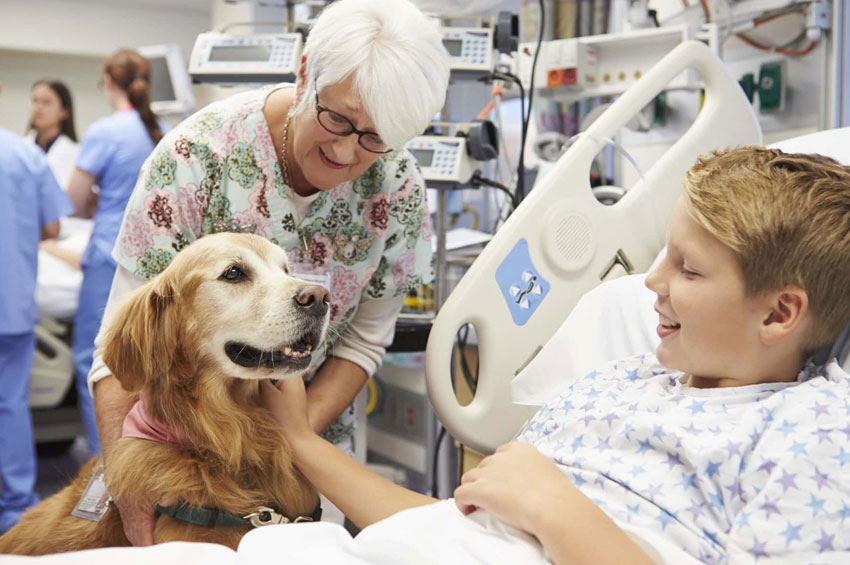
[297, 0, 450, 150]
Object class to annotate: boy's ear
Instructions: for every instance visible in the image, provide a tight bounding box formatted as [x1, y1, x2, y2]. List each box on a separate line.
[760, 286, 808, 346]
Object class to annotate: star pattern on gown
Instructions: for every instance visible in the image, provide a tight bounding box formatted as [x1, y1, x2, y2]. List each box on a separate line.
[516, 354, 850, 562]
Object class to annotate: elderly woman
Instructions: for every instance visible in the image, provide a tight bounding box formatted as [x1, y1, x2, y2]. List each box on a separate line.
[87, 0, 449, 544]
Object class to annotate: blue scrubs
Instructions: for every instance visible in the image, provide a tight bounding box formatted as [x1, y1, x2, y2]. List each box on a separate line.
[71, 110, 166, 456]
[0, 126, 72, 533]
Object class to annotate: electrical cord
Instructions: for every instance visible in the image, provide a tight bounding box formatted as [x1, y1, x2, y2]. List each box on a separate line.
[457, 324, 479, 396]
[736, 33, 817, 56]
[491, 94, 517, 230]
[517, 0, 545, 204]
[470, 171, 518, 210]
[738, 7, 816, 55]
[431, 425, 447, 497]
[753, 8, 806, 28]
[482, 70, 524, 209]
[696, 0, 817, 57]
[431, 324, 479, 496]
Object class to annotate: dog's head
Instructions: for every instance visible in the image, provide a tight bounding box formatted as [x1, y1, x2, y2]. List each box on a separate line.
[103, 233, 330, 393]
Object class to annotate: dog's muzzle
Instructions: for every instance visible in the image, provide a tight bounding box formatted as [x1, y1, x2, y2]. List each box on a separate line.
[224, 330, 320, 370]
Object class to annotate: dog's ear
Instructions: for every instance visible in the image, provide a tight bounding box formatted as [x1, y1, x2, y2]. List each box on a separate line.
[102, 273, 181, 393]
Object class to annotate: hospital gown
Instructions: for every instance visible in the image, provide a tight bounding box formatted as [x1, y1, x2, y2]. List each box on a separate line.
[517, 353, 850, 564]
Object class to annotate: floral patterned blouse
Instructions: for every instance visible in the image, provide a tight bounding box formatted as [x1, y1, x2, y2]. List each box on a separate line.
[112, 85, 433, 444]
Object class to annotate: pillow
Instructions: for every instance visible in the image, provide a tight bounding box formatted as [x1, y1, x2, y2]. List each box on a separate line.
[511, 272, 659, 405]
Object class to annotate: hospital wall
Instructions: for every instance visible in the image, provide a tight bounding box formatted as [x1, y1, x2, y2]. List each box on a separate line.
[0, 0, 211, 137]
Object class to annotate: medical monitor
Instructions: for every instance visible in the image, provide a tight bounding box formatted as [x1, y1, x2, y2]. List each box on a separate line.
[138, 44, 195, 116]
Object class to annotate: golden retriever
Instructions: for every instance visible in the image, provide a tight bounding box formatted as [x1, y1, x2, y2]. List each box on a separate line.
[0, 232, 329, 554]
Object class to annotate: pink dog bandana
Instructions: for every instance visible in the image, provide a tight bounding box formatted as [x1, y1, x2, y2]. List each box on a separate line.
[122, 395, 192, 446]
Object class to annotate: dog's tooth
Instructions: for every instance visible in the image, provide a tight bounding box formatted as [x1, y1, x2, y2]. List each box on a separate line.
[283, 346, 292, 356]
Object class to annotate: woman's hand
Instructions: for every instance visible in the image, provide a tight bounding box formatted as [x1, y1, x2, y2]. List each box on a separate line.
[114, 497, 155, 546]
[259, 376, 313, 444]
[453, 442, 576, 536]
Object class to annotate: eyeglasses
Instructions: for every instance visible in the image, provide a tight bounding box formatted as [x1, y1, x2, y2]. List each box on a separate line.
[314, 92, 390, 154]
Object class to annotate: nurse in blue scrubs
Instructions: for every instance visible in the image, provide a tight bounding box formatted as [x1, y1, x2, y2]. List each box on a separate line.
[65, 49, 168, 455]
[0, 116, 73, 533]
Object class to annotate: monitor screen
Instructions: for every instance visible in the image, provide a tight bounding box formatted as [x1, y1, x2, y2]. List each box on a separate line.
[409, 149, 435, 167]
[138, 43, 195, 116]
[443, 39, 463, 57]
[209, 45, 273, 62]
[147, 55, 177, 103]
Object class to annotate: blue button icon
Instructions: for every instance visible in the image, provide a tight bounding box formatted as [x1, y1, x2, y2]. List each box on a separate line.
[495, 238, 549, 326]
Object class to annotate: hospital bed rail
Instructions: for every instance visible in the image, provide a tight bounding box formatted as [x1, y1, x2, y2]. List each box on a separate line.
[425, 40, 762, 455]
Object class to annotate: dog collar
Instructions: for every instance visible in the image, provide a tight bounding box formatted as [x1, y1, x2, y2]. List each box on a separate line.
[155, 501, 322, 528]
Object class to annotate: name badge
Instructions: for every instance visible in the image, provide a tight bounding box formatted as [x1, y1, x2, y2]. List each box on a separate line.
[72, 464, 112, 521]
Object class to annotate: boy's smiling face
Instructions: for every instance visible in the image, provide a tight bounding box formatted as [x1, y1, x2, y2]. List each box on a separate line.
[645, 198, 775, 387]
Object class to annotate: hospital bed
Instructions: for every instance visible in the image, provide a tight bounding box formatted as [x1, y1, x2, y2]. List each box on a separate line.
[5, 41, 849, 563]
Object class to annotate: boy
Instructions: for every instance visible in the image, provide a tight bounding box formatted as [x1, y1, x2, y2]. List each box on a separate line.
[262, 146, 850, 563]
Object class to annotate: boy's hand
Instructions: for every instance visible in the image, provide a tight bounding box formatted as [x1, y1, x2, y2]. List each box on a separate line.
[453, 442, 576, 536]
[260, 377, 312, 442]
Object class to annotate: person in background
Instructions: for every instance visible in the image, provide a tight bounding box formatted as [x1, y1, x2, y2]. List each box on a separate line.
[87, 0, 449, 545]
[66, 49, 168, 457]
[27, 79, 90, 279]
[27, 79, 79, 190]
[0, 81, 74, 535]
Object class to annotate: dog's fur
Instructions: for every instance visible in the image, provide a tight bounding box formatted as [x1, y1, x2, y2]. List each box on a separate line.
[0, 233, 330, 554]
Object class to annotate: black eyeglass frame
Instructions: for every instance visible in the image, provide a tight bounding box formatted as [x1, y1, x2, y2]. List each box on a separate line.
[314, 91, 391, 154]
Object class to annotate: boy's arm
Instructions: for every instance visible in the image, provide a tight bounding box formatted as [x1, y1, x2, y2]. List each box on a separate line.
[454, 443, 654, 565]
[261, 379, 437, 529]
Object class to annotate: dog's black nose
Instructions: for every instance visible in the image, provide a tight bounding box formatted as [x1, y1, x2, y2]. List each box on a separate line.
[295, 285, 330, 316]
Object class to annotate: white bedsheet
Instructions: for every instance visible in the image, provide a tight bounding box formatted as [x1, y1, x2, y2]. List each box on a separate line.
[0, 500, 700, 564]
[35, 217, 92, 320]
[0, 502, 542, 564]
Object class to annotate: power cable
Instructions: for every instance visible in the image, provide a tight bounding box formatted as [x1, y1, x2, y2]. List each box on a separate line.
[470, 171, 518, 210]
[516, 0, 545, 204]
[431, 425, 448, 496]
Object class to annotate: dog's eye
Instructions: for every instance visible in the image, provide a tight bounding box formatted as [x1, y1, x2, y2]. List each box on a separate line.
[220, 265, 247, 282]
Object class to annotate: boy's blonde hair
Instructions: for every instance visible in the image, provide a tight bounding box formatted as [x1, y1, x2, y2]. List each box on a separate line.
[685, 146, 850, 352]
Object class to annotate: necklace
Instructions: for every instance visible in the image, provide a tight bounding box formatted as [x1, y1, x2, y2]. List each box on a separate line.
[280, 104, 312, 255]
[280, 105, 295, 189]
